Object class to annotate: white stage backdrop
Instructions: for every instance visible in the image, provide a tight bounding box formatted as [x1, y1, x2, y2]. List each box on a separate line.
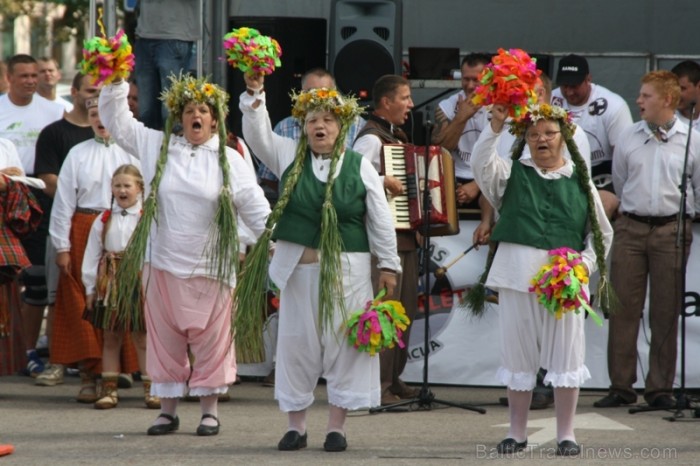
[240, 220, 700, 389]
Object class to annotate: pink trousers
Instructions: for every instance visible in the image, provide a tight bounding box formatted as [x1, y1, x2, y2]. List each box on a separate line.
[143, 265, 236, 398]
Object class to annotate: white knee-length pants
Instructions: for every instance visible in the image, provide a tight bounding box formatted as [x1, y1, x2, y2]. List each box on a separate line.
[274, 256, 380, 412]
[496, 288, 591, 391]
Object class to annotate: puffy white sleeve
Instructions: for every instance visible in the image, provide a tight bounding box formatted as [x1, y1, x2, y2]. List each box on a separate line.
[471, 124, 513, 210]
[81, 216, 104, 296]
[239, 91, 297, 179]
[360, 156, 401, 273]
[49, 150, 79, 252]
[99, 81, 164, 166]
[230, 139, 262, 249]
[226, 146, 271, 242]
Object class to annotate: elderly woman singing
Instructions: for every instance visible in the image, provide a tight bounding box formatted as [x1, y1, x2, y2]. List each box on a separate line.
[470, 103, 613, 456]
[238, 73, 400, 452]
[99, 75, 270, 437]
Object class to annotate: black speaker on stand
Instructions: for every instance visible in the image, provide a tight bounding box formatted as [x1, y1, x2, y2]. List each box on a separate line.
[329, 0, 402, 102]
[226, 16, 327, 136]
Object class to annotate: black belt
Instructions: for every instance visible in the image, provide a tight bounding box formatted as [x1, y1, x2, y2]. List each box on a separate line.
[623, 212, 689, 225]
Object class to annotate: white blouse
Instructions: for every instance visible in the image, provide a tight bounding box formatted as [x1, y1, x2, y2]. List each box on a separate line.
[471, 123, 613, 292]
[239, 91, 401, 290]
[99, 81, 270, 284]
[81, 202, 142, 295]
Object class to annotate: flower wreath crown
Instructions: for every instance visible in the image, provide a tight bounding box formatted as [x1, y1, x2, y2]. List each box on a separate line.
[161, 74, 230, 120]
[509, 103, 575, 137]
[290, 88, 364, 126]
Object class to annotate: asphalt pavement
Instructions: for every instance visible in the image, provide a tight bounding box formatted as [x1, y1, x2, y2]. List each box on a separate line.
[1, 373, 699, 465]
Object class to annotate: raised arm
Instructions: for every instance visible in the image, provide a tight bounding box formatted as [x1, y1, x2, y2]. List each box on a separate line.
[431, 95, 480, 150]
[99, 81, 163, 162]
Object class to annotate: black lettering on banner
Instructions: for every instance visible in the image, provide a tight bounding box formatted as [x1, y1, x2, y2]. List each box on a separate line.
[684, 291, 700, 317]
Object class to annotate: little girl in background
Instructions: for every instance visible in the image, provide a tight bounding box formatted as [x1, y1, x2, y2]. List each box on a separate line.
[82, 164, 159, 410]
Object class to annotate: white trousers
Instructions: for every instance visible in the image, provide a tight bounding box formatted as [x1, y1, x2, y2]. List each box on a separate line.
[496, 288, 591, 391]
[274, 256, 380, 412]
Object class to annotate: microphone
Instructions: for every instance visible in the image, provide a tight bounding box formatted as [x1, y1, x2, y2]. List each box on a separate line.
[423, 104, 433, 127]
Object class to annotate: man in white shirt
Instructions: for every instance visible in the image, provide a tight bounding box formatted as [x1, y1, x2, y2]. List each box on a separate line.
[595, 71, 700, 409]
[671, 60, 700, 130]
[552, 54, 633, 218]
[0, 54, 65, 378]
[432, 53, 494, 243]
[37, 57, 72, 112]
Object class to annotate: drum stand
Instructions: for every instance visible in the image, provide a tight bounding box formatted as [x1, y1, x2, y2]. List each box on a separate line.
[370, 110, 486, 415]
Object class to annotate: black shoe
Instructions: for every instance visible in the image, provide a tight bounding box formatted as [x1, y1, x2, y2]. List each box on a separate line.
[496, 438, 527, 454]
[278, 430, 307, 451]
[593, 393, 634, 408]
[196, 413, 220, 436]
[556, 440, 581, 456]
[648, 394, 676, 409]
[498, 394, 552, 410]
[530, 391, 554, 410]
[323, 432, 347, 452]
[147, 413, 179, 436]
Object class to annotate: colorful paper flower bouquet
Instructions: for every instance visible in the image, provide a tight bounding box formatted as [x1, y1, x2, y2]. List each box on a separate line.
[223, 27, 282, 75]
[80, 10, 134, 86]
[529, 247, 603, 326]
[471, 48, 541, 120]
[344, 289, 411, 356]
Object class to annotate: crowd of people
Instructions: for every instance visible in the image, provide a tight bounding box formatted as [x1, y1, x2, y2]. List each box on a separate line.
[1, 13, 700, 454]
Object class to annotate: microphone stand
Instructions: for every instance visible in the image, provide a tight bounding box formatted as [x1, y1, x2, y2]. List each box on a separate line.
[370, 108, 486, 415]
[629, 103, 700, 420]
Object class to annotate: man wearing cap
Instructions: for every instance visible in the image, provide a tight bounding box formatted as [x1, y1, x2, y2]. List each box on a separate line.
[552, 54, 633, 218]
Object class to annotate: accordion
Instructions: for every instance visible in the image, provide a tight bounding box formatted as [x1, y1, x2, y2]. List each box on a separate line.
[381, 144, 459, 236]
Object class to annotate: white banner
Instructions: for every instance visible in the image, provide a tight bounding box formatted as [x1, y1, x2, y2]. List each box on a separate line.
[402, 220, 700, 389]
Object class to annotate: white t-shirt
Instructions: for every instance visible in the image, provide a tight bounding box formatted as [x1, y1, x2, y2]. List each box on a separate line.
[0, 94, 65, 174]
[0, 137, 24, 173]
[551, 83, 633, 169]
[437, 90, 490, 179]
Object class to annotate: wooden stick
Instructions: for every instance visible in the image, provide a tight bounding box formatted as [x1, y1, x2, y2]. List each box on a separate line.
[434, 244, 477, 278]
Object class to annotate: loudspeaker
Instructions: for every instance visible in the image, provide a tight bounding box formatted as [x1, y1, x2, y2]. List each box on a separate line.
[329, 0, 402, 101]
[226, 16, 327, 136]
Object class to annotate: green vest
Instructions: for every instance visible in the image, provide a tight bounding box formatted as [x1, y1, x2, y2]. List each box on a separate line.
[272, 150, 370, 252]
[490, 162, 588, 251]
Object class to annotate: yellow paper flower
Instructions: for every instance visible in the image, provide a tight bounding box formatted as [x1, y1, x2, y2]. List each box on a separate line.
[160, 74, 229, 120]
[290, 87, 364, 126]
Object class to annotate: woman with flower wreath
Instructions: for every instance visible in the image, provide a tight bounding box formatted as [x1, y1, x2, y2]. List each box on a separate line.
[470, 103, 613, 456]
[98, 75, 270, 437]
[238, 73, 400, 452]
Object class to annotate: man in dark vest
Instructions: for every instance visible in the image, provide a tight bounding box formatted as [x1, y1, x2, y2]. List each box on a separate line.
[353, 75, 419, 405]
